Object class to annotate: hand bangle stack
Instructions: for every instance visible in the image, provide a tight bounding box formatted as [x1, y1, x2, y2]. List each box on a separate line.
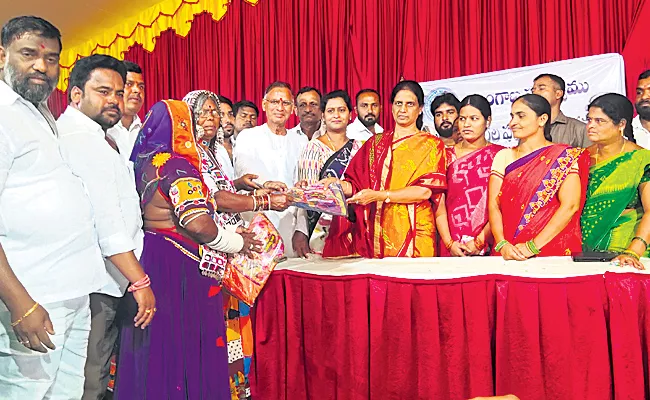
[621, 249, 641, 261]
[494, 240, 509, 252]
[252, 195, 272, 211]
[445, 239, 455, 250]
[632, 236, 649, 250]
[474, 237, 485, 250]
[11, 302, 39, 327]
[525, 240, 540, 255]
[128, 274, 151, 293]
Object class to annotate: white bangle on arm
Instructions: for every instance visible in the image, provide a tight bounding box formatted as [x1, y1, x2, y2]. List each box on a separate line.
[206, 227, 245, 253]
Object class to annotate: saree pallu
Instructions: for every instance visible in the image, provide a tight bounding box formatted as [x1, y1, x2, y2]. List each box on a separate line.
[582, 149, 650, 255]
[115, 230, 230, 399]
[199, 146, 252, 400]
[440, 145, 503, 256]
[324, 131, 447, 258]
[498, 144, 590, 256]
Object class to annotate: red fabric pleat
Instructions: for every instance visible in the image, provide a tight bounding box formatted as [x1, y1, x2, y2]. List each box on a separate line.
[253, 270, 650, 400]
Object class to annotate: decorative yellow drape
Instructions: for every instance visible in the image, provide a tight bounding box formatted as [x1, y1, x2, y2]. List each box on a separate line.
[57, 0, 258, 91]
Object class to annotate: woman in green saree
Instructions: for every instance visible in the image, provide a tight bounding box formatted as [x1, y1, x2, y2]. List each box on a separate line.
[582, 93, 650, 269]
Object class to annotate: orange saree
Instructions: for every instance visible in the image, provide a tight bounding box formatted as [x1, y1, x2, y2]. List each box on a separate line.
[323, 131, 447, 258]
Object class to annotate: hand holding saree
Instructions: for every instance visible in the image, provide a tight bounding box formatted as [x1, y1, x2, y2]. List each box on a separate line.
[323, 131, 447, 258]
[491, 144, 590, 257]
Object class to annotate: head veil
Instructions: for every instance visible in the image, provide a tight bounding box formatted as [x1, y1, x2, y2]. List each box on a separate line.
[182, 90, 224, 146]
[130, 99, 204, 207]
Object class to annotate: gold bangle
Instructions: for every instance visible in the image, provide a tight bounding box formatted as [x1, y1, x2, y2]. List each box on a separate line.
[11, 302, 40, 327]
[385, 191, 391, 203]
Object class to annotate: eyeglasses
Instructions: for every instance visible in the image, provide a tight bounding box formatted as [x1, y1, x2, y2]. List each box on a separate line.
[198, 109, 220, 118]
[264, 98, 294, 108]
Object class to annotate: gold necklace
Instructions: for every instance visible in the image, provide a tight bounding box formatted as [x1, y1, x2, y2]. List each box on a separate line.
[325, 132, 340, 151]
[595, 138, 625, 164]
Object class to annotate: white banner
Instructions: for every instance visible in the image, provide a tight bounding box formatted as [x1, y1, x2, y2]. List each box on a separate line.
[420, 53, 626, 147]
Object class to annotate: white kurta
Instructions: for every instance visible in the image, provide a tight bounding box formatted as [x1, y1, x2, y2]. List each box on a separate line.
[233, 123, 308, 257]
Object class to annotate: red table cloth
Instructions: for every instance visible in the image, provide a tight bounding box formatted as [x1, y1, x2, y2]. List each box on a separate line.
[250, 257, 650, 400]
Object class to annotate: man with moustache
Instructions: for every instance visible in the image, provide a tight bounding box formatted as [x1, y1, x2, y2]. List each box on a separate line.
[217, 95, 236, 178]
[57, 54, 156, 400]
[233, 81, 310, 257]
[232, 99, 259, 142]
[633, 70, 650, 148]
[431, 92, 462, 146]
[347, 88, 383, 140]
[107, 60, 145, 162]
[290, 86, 324, 140]
[0, 16, 108, 397]
[532, 73, 591, 147]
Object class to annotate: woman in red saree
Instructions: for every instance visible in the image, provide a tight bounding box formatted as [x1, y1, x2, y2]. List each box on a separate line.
[436, 95, 503, 256]
[488, 94, 590, 259]
[321, 80, 447, 258]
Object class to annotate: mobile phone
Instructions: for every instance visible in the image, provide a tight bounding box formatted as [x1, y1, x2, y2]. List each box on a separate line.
[571, 251, 618, 262]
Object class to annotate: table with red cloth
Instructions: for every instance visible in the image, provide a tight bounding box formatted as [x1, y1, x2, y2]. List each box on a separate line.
[250, 256, 650, 400]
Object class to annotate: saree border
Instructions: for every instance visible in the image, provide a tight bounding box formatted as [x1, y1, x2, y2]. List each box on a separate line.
[514, 147, 584, 237]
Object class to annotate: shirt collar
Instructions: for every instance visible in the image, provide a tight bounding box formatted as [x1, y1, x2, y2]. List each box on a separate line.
[116, 114, 143, 131]
[553, 111, 569, 125]
[60, 106, 105, 137]
[634, 115, 650, 133]
[0, 80, 20, 106]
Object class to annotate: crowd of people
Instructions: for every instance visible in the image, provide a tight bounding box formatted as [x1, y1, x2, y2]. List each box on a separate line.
[1, 14, 650, 400]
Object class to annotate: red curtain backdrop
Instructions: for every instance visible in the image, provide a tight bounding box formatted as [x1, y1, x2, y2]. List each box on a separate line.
[49, 0, 650, 128]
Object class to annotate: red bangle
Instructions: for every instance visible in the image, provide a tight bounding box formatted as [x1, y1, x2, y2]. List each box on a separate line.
[128, 274, 151, 292]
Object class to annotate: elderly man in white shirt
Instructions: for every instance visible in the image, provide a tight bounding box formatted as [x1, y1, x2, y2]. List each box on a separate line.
[56, 54, 156, 400]
[0, 17, 108, 399]
[347, 88, 383, 141]
[106, 60, 145, 162]
[633, 69, 650, 148]
[234, 82, 310, 257]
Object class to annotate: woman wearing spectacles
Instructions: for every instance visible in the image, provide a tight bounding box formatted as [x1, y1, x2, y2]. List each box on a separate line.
[581, 93, 650, 269]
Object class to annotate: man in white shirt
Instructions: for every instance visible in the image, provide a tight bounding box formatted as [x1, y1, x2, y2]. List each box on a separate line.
[290, 86, 324, 140]
[106, 60, 145, 161]
[56, 54, 155, 400]
[217, 95, 236, 179]
[633, 69, 650, 148]
[347, 88, 383, 141]
[233, 82, 309, 257]
[0, 16, 107, 398]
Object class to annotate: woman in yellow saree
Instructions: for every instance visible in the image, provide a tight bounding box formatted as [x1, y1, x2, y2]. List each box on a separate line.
[321, 80, 447, 258]
[582, 93, 650, 270]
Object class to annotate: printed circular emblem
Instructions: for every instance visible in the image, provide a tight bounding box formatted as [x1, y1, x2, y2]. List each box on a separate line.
[185, 141, 192, 148]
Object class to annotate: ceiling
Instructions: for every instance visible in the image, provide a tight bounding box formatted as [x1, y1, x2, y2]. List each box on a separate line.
[0, 0, 167, 49]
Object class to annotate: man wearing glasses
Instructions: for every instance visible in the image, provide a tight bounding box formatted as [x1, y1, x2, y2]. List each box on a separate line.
[233, 81, 310, 257]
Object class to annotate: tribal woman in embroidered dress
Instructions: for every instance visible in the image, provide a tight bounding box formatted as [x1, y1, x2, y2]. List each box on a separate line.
[582, 93, 650, 270]
[488, 94, 589, 260]
[182, 90, 290, 400]
[436, 95, 503, 256]
[295, 90, 362, 254]
[321, 81, 447, 258]
[115, 100, 261, 399]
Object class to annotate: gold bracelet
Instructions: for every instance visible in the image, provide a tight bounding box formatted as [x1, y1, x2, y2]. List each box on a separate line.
[11, 302, 39, 327]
